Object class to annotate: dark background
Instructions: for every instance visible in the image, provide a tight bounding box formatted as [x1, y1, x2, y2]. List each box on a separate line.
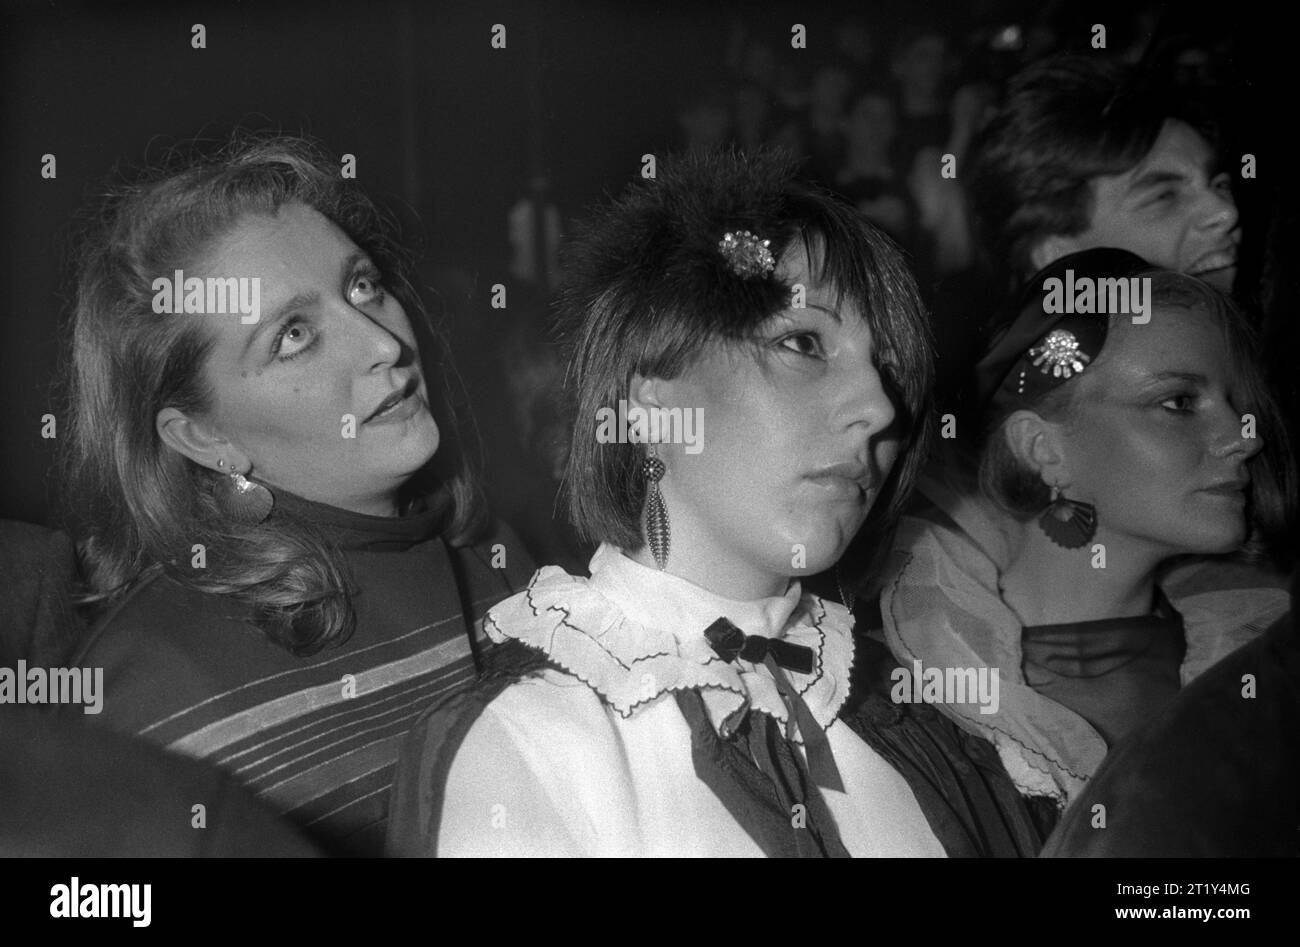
[1, 0, 1291, 540]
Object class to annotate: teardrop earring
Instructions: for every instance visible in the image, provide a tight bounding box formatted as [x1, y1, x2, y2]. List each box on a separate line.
[1038, 484, 1097, 549]
[640, 445, 670, 570]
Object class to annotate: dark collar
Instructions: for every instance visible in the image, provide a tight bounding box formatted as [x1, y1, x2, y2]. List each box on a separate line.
[269, 486, 450, 552]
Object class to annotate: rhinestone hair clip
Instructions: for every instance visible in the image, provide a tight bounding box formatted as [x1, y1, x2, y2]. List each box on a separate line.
[1028, 328, 1091, 379]
[718, 230, 775, 279]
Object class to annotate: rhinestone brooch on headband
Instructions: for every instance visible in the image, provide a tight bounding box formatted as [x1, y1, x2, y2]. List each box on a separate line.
[1028, 329, 1091, 379]
[718, 230, 775, 279]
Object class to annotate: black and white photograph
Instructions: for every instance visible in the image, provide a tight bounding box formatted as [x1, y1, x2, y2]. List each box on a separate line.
[1, 0, 1295, 924]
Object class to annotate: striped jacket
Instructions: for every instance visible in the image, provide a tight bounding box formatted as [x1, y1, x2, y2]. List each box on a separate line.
[70, 490, 534, 856]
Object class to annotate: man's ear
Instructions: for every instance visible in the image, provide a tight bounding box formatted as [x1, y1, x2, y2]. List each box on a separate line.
[156, 407, 241, 472]
[1002, 409, 1069, 487]
[1028, 233, 1083, 273]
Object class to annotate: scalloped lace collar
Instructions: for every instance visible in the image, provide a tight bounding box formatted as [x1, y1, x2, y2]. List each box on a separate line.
[483, 544, 855, 739]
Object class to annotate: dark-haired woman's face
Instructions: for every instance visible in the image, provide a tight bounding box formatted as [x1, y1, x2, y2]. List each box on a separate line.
[647, 243, 900, 592]
[1052, 306, 1261, 556]
[183, 202, 439, 515]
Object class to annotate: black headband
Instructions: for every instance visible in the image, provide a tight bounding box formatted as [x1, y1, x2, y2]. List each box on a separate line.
[974, 247, 1152, 409]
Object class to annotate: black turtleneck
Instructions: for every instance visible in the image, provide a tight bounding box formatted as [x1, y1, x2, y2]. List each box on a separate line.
[272, 486, 451, 551]
[70, 489, 535, 856]
[1021, 600, 1186, 747]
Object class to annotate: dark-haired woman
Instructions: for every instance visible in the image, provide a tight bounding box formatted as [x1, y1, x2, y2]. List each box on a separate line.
[388, 150, 1050, 857]
[880, 249, 1295, 810]
[62, 135, 533, 855]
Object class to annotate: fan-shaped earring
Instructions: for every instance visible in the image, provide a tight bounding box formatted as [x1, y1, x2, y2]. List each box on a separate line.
[1038, 485, 1096, 549]
[215, 460, 274, 525]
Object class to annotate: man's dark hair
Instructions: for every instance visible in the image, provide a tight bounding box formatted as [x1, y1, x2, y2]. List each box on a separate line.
[968, 54, 1220, 284]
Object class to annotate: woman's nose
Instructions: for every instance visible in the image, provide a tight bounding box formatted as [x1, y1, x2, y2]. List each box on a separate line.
[1212, 411, 1264, 462]
[837, 360, 897, 437]
[346, 308, 404, 369]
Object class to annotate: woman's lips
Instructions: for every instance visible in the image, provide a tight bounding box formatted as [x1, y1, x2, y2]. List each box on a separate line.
[806, 463, 874, 499]
[364, 377, 420, 423]
[1199, 484, 1247, 499]
[365, 388, 421, 425]
[808, 477, 865, 500]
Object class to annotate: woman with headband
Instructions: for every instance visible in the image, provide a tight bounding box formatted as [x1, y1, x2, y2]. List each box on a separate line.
[879, 247, 1295, 812]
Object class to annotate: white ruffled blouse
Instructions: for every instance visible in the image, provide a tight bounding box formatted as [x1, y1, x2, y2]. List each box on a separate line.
[436, 543, 946, 857]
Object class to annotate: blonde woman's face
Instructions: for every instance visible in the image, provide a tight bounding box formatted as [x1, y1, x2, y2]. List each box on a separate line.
[1055, 306, 1262, 556]
[189, 202, 440, 515]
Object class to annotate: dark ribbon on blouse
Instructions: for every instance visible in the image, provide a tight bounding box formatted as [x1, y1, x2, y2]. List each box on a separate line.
[675, 689, 850, 857]
[703, 617, 845, 793]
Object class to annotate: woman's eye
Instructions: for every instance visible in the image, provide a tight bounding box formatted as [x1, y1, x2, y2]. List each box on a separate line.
[778, 331, 825, 359]
[348, 271, 386, 307]
[273, 319, 316, 361]
[1160, 392, 1195, 413]
[874, 358, 900, 389]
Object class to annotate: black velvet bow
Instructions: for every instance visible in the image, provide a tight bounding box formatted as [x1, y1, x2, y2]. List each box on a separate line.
[704, 618, 815, 674]
[701, 616, 842, 792]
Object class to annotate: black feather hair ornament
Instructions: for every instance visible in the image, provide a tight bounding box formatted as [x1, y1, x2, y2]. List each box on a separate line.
[556, 148, 810, 345]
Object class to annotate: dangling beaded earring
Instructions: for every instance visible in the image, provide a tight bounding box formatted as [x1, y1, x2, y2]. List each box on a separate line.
[1038, 484, 1096, 549]
[215, 459, 274, 526]
[640, 444, 670, 570]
